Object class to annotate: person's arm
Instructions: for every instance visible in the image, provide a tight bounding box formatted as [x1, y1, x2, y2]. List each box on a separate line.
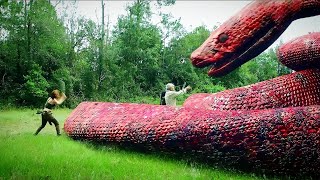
[184, 85, 192, 92]
[167, 89, 185, 98]
[166, 86, 191, 99]
[175, 86, 191, 96]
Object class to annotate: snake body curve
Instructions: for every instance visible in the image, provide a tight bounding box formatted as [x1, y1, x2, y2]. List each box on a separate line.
[64, 0, 320, 175]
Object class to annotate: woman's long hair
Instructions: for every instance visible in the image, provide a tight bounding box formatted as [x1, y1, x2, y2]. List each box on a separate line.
[50, 90, 60, 99]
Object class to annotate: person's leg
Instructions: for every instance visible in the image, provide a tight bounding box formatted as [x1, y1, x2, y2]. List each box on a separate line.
[34, 114, 47, 135]
[48, 113, 61, 136]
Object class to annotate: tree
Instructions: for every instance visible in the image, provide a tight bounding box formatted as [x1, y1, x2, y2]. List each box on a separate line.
[22, 64, 49, 106]
[0, 0, 69, 106]
[163, 26, 224, 93]
[0, 1, 26, 104]
[111, 0, 163, 97]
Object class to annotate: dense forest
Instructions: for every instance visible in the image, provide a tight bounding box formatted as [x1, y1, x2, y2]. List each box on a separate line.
[0, 0, 291, 108]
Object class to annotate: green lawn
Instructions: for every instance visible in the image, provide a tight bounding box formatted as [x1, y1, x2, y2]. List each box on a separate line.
[0, 108, 271, 180]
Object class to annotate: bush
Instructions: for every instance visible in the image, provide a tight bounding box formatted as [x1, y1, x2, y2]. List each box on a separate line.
[20, 65, 49, 107]
[194, 84, 226, 94]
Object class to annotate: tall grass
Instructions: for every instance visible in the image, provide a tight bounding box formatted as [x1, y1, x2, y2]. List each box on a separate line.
[0, 109, 269, 179]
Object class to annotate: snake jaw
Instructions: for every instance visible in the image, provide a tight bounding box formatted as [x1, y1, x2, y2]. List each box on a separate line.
[208, 58, 235, 76]
[192, 46, 250, 77]
[190, 40, 236, 76]
[190, 29, 240, 76]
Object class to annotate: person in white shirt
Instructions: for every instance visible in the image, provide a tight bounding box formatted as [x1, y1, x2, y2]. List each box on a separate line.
[164, 83, 191, 106]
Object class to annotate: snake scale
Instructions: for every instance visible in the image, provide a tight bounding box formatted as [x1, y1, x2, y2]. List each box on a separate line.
[64, 0, 320, 176]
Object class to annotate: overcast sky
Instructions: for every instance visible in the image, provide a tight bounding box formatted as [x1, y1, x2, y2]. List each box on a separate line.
[57, 1, 320, 48]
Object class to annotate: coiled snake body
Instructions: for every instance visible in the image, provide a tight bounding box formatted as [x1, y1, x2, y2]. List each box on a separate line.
[65, 0, 320, 175]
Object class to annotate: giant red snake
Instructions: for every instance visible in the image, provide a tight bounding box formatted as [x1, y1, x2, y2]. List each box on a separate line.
[64, 0, 320, 176]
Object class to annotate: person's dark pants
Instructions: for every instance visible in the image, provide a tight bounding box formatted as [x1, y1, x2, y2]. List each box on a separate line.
[34, 111, 61, 136]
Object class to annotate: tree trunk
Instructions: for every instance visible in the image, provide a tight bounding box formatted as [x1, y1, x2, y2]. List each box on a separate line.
[98, 0, 105, 91]
[26, 0, 33, 67]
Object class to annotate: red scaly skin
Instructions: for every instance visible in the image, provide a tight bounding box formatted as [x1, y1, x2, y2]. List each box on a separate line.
[65, 102, 320, 175]
[64, 0, 320, 176]
[277, 32, 320, 71]
[184, 69, 320, 111]
[190, 0, 320, 76]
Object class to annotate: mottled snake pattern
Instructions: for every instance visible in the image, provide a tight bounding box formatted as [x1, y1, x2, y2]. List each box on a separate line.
[64, 0, 320, 176]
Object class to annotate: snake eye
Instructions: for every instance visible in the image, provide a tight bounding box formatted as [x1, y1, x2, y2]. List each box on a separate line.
[218, 33, 229, 43]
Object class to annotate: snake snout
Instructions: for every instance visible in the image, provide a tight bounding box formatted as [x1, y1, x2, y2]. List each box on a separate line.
[191, 46, 222, 68]
[190, 51, 209, 68]
[191, 55, 219, 69]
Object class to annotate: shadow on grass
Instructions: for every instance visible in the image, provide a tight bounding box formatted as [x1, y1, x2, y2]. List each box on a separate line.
[67, 138, 316, 180]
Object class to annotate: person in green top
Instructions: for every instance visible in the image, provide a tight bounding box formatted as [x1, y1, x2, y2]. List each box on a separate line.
[34, 90, 67, 136]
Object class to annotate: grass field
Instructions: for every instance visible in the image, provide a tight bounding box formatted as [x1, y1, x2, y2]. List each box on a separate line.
[0, 108, 274, 180]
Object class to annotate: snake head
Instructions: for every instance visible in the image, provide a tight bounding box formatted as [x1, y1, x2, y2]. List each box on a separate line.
[190, 0, 302, 77]
[190, 16, 261, 78]
[191, 30, 239, 77]
[189, 1, 267, 77]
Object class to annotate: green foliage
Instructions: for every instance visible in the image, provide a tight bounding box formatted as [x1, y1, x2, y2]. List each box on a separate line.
[194, 84, 226, 94]
[163, 26, 215, 92]
[0, 0, 294, 108]
[156, 0, 176, 6]
[213, 48, 290, 90]
[21, 65, 49, 106]
[0, 0, 69, 107]
[111, 0, 163, 97]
